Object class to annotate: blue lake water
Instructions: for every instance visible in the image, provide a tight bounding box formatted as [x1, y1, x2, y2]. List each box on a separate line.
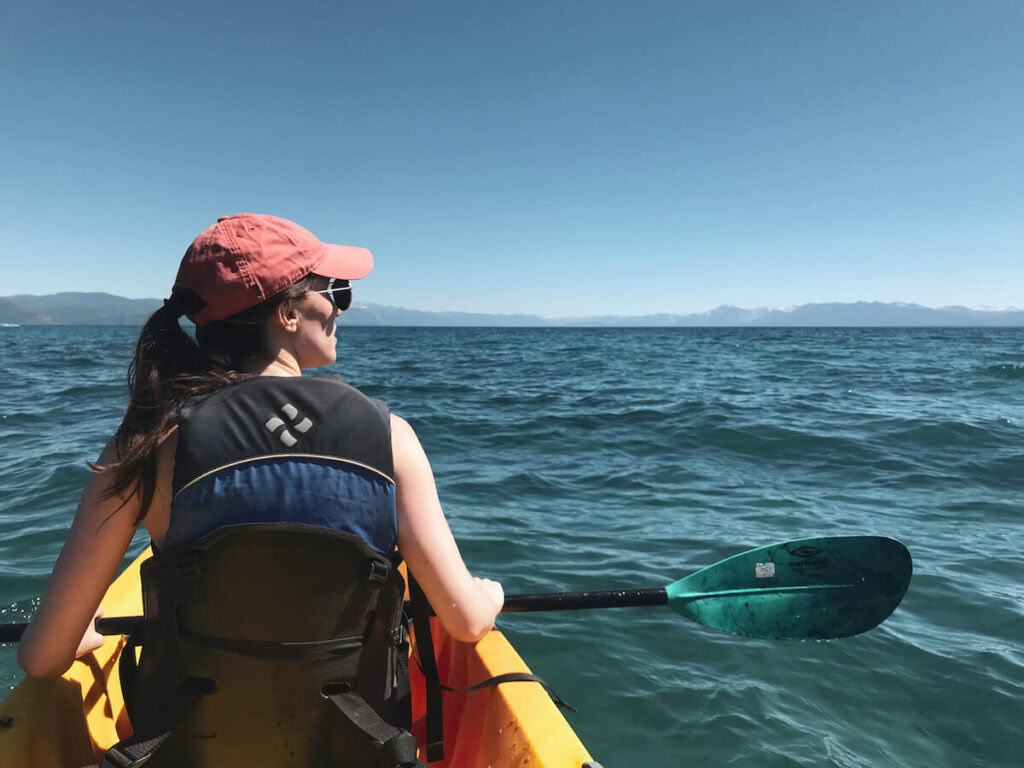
[1, 325, 1021, 766]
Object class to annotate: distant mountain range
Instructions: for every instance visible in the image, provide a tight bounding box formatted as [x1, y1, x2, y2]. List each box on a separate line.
[340, 301, 1024, 327]
[1, 292, 1022, 327]
[0, 293, 165, 325]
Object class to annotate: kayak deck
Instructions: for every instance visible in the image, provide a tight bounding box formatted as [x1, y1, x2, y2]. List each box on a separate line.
[0, 549, 593, 768]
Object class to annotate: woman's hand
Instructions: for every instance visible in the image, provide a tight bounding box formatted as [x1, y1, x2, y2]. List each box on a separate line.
[474, 577, 505, 614]
[75, 605, 106, 659]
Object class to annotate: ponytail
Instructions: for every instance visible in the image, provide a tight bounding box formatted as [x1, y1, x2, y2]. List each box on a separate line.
[93, 288, 241, 521]
[94, 277, 319, 522]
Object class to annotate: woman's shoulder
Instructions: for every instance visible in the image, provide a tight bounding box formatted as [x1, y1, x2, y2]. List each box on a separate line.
[301, 375, 390, 418]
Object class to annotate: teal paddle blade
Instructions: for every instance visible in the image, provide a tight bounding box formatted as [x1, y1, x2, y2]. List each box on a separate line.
[665, 536, 912, 640]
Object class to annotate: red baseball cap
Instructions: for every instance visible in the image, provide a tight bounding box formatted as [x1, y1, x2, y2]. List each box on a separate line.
[174, 213, 373, 326]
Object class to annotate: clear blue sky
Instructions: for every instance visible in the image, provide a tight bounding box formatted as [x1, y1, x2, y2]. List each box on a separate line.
[2, 1, 1022, 315]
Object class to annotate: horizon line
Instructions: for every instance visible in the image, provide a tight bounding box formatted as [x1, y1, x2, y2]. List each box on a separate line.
[2, 292, 1022, 319]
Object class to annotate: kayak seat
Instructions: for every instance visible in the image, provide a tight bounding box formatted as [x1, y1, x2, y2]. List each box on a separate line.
[102, 523, 423, 768]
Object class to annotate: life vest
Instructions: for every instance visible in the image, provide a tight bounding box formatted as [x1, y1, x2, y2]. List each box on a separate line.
[166, 374, 397, 555]
[97, 375, 423, 767]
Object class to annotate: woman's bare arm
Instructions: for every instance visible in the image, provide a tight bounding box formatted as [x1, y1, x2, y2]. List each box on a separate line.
[17, 439, 141, 678]
[392, 414, 503, 643]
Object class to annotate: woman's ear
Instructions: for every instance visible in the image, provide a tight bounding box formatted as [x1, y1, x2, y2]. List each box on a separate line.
[272, 300, 301, 333]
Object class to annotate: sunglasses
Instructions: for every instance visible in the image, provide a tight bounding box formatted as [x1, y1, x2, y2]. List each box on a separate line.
[308, 279, 353, 312]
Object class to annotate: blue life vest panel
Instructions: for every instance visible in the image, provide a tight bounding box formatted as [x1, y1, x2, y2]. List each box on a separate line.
[168, 375, 396, 554]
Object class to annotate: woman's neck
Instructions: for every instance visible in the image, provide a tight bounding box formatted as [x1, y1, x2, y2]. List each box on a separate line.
[244, 352, 303, 377]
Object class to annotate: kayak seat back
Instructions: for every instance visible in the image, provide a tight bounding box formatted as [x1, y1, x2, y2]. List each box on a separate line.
[118, 523, 413, 767]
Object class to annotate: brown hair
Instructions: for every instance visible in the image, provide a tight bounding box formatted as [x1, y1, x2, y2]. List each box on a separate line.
[94, 275, 319, 522]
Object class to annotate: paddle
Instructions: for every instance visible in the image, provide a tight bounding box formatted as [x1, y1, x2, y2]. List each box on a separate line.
[0, 535, 911, 644]
[503, 535, 912, 639]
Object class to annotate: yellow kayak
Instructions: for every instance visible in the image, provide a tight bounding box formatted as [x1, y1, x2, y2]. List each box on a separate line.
[0, 549, 593, 768]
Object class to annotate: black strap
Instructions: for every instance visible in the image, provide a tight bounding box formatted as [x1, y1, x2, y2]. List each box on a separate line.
[407, 638, 576, 713]
[437, 672, 576, 713]
[391, 613, 413, 728]
[116, 633, 139, 726]
[163, 287, 206, 319]
[407, 576, 444, 763]
[325, 689, 428, 768]
[96, 676, 213, 768]
[178, 627, 365, 660]
[97, 731, 170, 768]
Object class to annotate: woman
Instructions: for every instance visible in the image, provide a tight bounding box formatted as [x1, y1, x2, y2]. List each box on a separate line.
[18, 212, 504, 679]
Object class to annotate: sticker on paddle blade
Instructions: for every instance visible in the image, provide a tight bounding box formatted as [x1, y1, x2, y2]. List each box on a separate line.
[755, 562, 775, 579]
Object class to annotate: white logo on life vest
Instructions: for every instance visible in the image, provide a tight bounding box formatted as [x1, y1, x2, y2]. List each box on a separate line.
[264, 403, 313, 447]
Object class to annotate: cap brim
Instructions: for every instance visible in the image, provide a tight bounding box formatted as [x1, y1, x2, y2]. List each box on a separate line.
[313, 243, 374, 280]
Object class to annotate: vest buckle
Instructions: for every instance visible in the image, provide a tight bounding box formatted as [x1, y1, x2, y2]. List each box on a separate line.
[367, 558, 390, 584]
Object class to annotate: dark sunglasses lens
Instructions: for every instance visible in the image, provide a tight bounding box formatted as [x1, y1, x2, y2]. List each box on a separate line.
[330, 281, 352, 311]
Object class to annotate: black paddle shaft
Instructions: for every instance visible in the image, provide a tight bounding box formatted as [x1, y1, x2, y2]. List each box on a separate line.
[0, 623, 30, 643]
[502, 588, 668, 613]
[0, 591, 670, 642]
[0, 617, 145, 643]
[0, 590, 671, 642]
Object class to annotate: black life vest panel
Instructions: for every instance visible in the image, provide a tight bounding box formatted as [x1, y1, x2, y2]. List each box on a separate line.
[117, 524, 417, 768]
[167, 375, 397, 555]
